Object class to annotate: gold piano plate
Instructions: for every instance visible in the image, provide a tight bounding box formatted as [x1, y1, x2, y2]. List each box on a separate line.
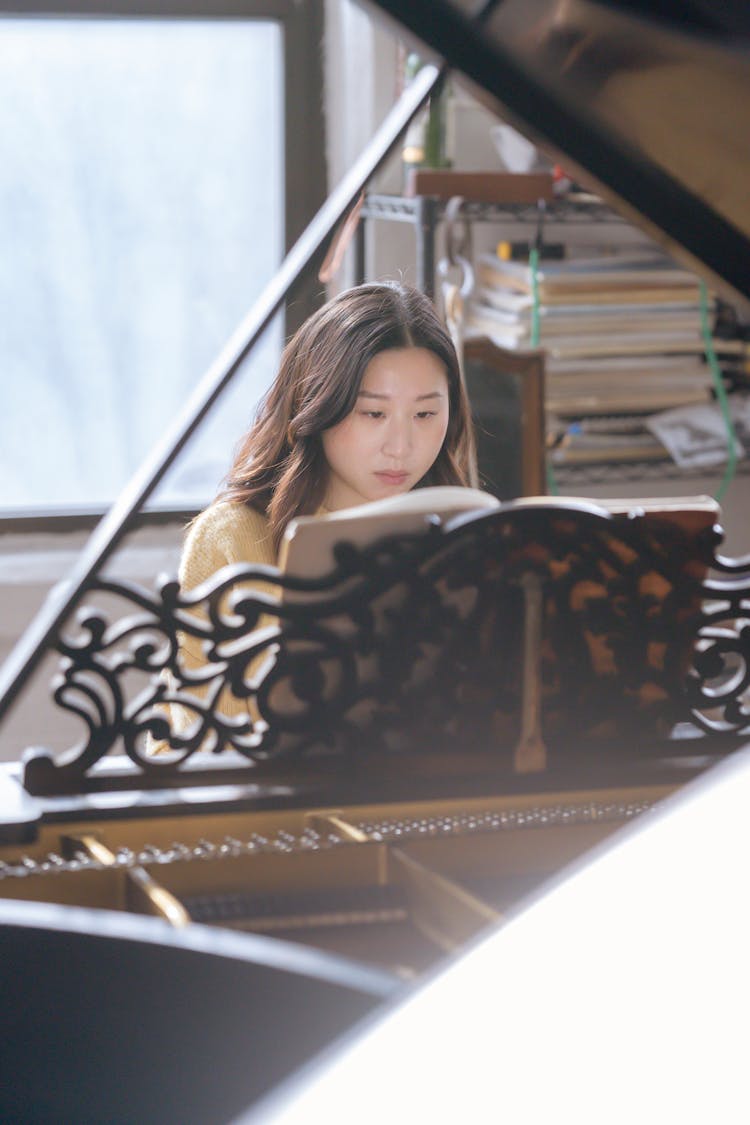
[0, 784, 668, 979]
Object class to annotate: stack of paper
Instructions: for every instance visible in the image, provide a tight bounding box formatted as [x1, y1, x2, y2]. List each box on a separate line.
[467, 252, 747, 468]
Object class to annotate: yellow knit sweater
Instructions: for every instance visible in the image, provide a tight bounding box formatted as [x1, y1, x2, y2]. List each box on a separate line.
[179, 500, 276, 593]
[155, 501, 278, 745]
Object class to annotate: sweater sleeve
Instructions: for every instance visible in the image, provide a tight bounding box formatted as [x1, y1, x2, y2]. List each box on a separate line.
[156, 503, 277, 747]
[179, 502, 276, 592]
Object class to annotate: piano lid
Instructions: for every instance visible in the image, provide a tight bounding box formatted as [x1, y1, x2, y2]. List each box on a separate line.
[369, 0, 750, 314]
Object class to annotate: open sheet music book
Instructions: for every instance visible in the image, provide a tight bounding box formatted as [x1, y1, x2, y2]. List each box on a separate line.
[278, 486, 719, 580]
[273, 488, 719, 756]
[279, 486, 500, 579]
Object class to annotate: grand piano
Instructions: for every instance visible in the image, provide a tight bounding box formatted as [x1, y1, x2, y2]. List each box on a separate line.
[1, 2, 750, 1122]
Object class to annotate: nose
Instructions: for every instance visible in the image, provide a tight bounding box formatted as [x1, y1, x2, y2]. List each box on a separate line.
[381, 414, 413, 460]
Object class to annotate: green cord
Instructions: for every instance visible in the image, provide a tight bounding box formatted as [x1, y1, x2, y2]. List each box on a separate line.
[699, 280, 738, 502]
[529, 245, 559, 495]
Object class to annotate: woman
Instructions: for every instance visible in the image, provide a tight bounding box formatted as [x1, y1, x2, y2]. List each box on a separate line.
[164, 281, 476, 740]
[179, 281, 476, 593]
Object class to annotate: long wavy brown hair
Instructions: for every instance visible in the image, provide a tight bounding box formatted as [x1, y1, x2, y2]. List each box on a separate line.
[218, 282, 477, 550]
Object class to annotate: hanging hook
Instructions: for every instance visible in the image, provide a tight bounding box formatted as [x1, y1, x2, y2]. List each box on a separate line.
[444, 195, 471, 266]
[438, 252, 474, 302]
[439, 195, 474, 301]
[534, 197, 547, 254]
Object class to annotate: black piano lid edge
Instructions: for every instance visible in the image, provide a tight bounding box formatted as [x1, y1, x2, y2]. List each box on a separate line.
[0, 897, 397, 1000]
[370, 0, 750, 312]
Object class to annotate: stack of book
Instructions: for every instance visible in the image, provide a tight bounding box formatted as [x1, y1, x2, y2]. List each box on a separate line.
[547, 414, 672, 467]
[467, 252, 746, 467]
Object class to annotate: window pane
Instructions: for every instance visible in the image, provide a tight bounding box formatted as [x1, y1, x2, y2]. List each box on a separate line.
[0, 17, 283, 510]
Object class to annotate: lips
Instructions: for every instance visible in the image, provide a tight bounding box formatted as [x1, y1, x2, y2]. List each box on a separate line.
[375, 471, 409, 486]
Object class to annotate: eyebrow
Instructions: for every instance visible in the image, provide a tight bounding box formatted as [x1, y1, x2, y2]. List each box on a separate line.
[357, 390, 446, 401]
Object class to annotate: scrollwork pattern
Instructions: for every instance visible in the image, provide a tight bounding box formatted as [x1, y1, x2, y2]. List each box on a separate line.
[685, 572, 750, 733]
[22, 501, 750, 795]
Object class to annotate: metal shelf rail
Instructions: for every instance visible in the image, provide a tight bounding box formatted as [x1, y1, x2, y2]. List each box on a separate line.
[355, 191, 628, 297]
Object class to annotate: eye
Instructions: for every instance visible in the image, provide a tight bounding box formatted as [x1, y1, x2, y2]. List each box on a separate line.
[361, 409, 385, 419]
[415, 410, 438, 420]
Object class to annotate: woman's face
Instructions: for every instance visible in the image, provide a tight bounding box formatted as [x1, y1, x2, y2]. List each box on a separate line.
[321, 347, 450, 511]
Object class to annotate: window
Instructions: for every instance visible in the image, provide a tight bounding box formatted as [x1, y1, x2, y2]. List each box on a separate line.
[0, 5, 323, 511]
